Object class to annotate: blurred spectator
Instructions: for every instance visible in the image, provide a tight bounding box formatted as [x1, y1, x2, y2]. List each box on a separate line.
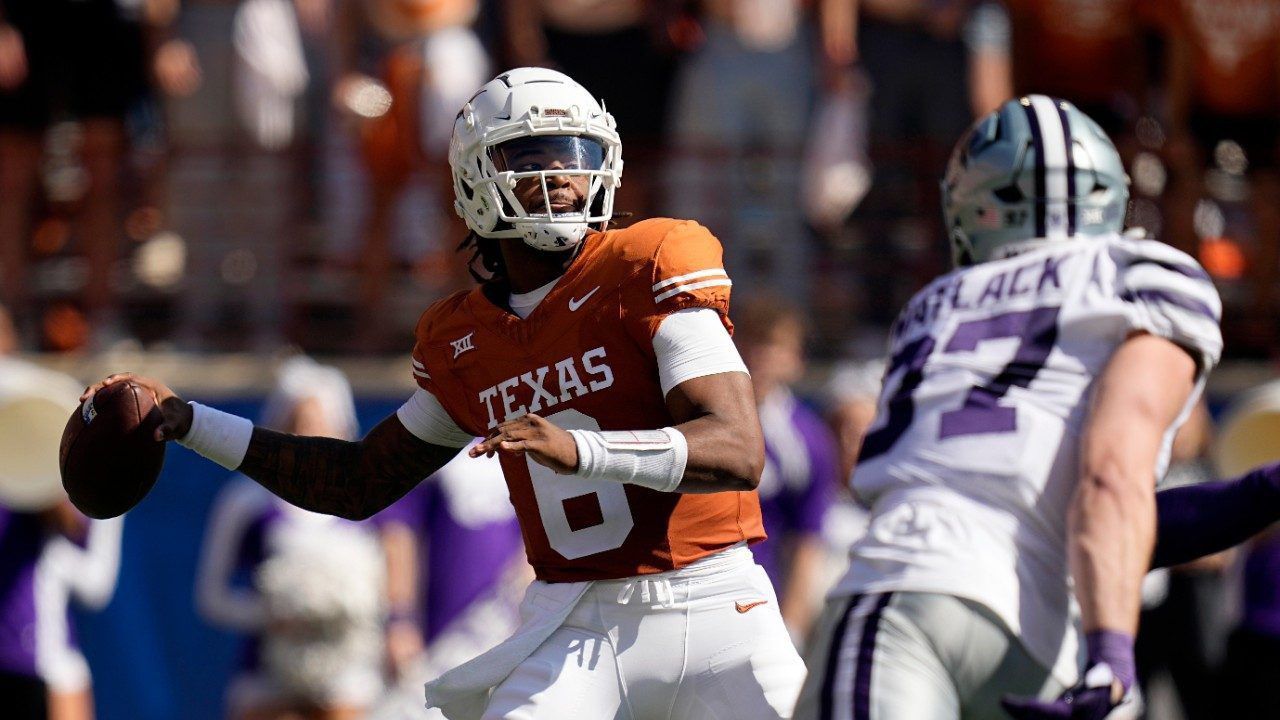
[0, 0, 197, 349]
[1215, 377, 1280, 718]
[194, 358, 398, 720]
[665, 0, 821, 312]
[233, 0, 310, 152]
[369, 448, 530, 720]
[799, 68, 872, 237]
[815, 354, 881, 624]
[734, 295, 839, 645]
[844, 0, 1011, 326]
[1225, 527, 1280, 718]
[0, 309, 124, 720]
[1005, 0, 1146, 142]
[0, 505, 124, 720]
[504, 0, 677, 219]
[823, 355, 885, 484]
[854, 0, 996, 188]
[0, 301, 16, 355]
[168, 0, 305, 351]
[333, 0, 487, 351]
[1160, 0, 1280, 354]
[963, 1, 1014, 119]
[1136, 401, 1234, 720]
[1000, 0, 1170, 267]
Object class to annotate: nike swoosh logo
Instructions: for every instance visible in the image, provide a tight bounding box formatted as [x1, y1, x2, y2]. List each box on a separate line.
[569, 286, 601, 312]
[735, 600, 769, 614]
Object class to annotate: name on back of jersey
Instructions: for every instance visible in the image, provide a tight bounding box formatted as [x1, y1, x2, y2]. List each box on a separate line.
[477, 346, 614, 429]
[891, 253, 1068, 343]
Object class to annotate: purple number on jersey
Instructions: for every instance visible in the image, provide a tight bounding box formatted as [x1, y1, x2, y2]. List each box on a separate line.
[859, 306, 1061, 463]
[938, 307, 1060, 438]
[859, 335, 935, 463]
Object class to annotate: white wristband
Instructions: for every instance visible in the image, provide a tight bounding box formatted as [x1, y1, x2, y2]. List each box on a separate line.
[178, 402, 255, 470]
[568, 427, 688, 493]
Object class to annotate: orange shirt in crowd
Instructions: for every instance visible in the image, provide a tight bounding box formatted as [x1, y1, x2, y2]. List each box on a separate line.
[1164, 0, 1280, 116]
[1006, 0, 1143, 105]
[365, 0, 477, 41]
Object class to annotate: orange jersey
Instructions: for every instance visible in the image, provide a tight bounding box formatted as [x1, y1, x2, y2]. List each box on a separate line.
[1166, 0, 1280, 116]
[410, 218, 767, 582]
[1008, 0, 1143, 104]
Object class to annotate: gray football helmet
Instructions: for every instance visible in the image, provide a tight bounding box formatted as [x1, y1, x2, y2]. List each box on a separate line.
[941, 95, 1129, 267]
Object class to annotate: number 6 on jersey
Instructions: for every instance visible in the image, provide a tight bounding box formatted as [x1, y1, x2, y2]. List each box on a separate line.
[527, 409, 635, 559]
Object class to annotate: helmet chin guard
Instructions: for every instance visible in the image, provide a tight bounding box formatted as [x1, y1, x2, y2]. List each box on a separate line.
[520, 220, 589, 251]
[449, 68, 623, 253]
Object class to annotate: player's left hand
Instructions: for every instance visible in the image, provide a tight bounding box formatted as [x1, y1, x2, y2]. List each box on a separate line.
[470, 413, 578, 474]
[1001, 664, 1140, 720]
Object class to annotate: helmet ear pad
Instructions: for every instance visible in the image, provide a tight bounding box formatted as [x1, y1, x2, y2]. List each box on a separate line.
[454, 156, 502, 235]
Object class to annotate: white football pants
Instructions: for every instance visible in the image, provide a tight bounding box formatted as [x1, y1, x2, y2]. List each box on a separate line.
[794, 592, 1066, 720]
[482, 546, 806, 720]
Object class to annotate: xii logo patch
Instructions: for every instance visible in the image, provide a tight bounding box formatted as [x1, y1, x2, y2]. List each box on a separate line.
[451, 332, 476, 359]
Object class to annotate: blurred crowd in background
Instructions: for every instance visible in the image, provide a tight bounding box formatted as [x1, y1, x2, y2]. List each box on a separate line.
[3, 296, 1279, 720]
[2, 0, 1280, 358]
[5, 1, 1280, 720]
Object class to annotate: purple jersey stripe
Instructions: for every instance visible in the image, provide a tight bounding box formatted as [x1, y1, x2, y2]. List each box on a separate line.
[854, 593, 894, 720]
[819, 594, 863, 719]
[1127, 258, 1213, 283]
[1120, 289, 1219, 322]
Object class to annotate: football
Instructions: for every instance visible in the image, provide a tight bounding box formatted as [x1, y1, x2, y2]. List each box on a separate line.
[59, 381, 166, 519]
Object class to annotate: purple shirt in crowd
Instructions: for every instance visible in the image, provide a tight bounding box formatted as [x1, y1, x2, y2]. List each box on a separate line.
[196, 479, 383, 673]
[1243, 531, 1280, 638]
[0, 505, 112, 685]
[0, 507, 45, 677]
[374, 449, 523, 642]
[750, 390, 838, 591]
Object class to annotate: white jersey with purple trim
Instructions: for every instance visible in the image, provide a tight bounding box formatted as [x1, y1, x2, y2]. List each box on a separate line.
[831, 232, 1222, 684]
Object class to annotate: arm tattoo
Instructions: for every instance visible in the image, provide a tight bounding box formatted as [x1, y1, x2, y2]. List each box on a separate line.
[238, 415, 458, 520]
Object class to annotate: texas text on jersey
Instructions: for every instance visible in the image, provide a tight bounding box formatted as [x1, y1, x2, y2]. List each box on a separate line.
[411, 217, 766, 582]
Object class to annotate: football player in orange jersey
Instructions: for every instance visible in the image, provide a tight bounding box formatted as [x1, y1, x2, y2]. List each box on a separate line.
[83, 67, 807, 719]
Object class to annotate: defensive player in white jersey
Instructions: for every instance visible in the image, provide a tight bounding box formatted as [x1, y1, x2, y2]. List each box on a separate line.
[794, 95, 1224, 720]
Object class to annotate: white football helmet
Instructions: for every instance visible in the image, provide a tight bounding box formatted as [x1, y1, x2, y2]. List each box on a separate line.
[449, 68, 623, 252]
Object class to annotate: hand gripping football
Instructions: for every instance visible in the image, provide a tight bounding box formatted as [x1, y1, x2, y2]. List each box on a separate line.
[59, 381, 166, 519]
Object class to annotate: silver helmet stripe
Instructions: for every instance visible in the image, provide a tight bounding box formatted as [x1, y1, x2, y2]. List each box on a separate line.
[1028, 95, 1071, 239]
